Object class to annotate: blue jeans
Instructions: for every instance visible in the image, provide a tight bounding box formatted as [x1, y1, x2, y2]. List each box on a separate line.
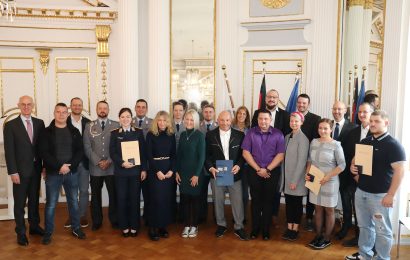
[355, 188, 393, 260]
[77, 162, 90, 217]
[45, 172, 80, 234]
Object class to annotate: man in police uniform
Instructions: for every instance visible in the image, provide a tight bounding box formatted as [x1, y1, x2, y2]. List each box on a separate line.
[133, 99, 153, 138]
[83, 101, 119, 230]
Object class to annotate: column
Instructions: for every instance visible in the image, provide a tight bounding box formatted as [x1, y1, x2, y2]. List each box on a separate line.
[147, 0, 170, 115]
[360, 0, 373, 80]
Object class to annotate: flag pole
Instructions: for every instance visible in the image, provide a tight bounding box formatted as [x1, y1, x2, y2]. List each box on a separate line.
[221, 65, 235, 111]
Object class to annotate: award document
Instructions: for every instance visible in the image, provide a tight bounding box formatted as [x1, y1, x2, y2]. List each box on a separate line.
[305, 164, 325, 195]
[121, 141, 141, 166]
[355, 144, 373, 176]
[216, 160, 234, 186]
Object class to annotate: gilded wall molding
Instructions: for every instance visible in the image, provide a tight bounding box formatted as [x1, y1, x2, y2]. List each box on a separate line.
[35, 48, 51, 75]
[15, 7, 117, 21]
[260, 0, 290, 9]
[95, 25, 111, 57]
[364, 0, 374, 9]
[347, 0, 365, 8]
[370, 41, 383, 49]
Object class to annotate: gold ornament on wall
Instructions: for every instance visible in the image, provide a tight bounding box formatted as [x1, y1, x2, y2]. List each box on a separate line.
[101, 60, 108, 101]
[260, 0, 290, 9]
[96, 25, 111, 57]
[36, 48, 51, 75]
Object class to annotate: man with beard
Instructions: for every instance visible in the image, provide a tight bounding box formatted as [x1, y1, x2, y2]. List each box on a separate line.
[133, 99, 153, 138]
[251, 89, 290, 228]
[66, 97, 91, 228]
[83, 101, 120, 230]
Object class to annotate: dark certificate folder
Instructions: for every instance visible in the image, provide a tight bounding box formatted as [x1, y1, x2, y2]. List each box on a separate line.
[216, 160, 234, 186]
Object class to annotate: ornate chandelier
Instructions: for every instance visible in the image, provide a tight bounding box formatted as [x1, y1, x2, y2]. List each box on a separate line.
[0, 0, 17, 22]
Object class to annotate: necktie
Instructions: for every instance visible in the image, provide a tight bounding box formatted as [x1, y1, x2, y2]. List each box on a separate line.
[26, 119, 33, 143]
[207, 123, 211, 131]
[333, 123, 340, 140]
[176, 124, 180, 132]
[101, 121, 105, 130]
[138, 119, 143, 128]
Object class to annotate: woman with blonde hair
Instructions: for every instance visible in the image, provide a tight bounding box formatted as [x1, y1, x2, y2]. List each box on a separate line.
[176, 109, 205, 238]
[145, 111, 176, 241]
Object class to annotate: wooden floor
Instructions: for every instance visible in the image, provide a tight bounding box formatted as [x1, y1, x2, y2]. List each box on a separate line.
[0, 205, 409, 259]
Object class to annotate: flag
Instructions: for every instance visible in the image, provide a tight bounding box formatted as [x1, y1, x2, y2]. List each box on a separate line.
[351, 75, 359, 122]
[286, 78, 300, 113]
[258, 74, 266, 109]
[353, 78, 366, 123]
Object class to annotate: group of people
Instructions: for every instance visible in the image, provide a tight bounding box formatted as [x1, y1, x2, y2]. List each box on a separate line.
[3, 90, 406, 260]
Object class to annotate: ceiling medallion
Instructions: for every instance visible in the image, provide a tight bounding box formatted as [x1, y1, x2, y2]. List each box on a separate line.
[261, 0, 290, 9]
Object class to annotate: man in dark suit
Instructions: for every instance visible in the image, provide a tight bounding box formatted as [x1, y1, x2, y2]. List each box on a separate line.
[340, 102, 374, 247]
[205, 111, 248, 240]
[251, 89, 291, 135]
[296, 93, 321, 231]
[66, 97, 91, 228]
[3, 96, 45, 246]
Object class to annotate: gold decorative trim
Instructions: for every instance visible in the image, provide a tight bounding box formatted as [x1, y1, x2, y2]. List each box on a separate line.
[0, 57, 37, 117]
[261, 0, 290, 9]
[96, 25, 111, 57]
[364, 0, 374, 9]
[0, 39, 96, 45]
[347, 0, 365, 8]
[0, 25, 95, 31]
[36, 48, 51, 75]
[15, 7, 117, 21]
[370, 41, 383, 49]
[374, 17, 384, 38]
[100, 59, 108, 100]
[253, 70, 299, 74]
[250, 0, 304, 18]
[55, 57, 91, 115]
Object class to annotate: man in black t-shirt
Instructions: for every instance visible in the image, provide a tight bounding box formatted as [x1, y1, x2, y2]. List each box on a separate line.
[345, 110, 406, 260]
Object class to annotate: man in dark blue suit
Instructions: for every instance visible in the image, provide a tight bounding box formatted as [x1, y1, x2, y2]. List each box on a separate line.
[4, 96, 45, 246]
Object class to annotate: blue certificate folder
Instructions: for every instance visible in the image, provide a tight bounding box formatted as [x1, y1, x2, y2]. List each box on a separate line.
[216, 160, 234, 186]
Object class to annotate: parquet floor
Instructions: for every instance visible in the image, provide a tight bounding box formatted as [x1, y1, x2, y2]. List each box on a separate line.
[0, 204, 409, 259]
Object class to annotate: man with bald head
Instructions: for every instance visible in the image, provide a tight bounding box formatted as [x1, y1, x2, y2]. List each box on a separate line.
[205, 111, 248, 240]
[4, 96, 46, 246]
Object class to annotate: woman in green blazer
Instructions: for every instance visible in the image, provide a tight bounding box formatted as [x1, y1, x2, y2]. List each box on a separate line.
[176, 109, 205, 238]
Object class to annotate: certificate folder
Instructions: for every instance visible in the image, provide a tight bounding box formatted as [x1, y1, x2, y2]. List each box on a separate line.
[216, 160, 234, 186]
[305, 165, 325, 195]
[121, 141, 141, 166]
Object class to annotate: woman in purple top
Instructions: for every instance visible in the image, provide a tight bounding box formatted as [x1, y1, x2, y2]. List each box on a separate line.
[241, 109, 285, 240]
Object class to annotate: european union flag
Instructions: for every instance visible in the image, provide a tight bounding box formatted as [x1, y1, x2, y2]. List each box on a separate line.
[286, 78, 300, 113]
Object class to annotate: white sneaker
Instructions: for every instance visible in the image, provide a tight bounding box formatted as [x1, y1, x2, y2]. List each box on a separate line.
[188, 226, 198, 238]
[181, 227, 190, 238]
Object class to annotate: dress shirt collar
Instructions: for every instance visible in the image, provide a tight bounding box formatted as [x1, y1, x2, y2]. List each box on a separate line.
[20, 114, 32, 122]
[219, 128, 231, 136]
[257, 126, 274, 134]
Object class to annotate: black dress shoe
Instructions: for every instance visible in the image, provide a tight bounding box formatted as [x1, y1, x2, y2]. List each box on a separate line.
[29, 226, 45, 236]
[336, 227, 349, 240]
[234, 229, 249, 241]
[159, 228, 169, 238]
[262, 231, 270, 241]
[42, 233, 52, 245]
[250, 230, 259, 239]
[17, 234, 29, 246]
[92, 224, 102, 231]
[215, 225, 227, 238]
[149, 229, 160, 241]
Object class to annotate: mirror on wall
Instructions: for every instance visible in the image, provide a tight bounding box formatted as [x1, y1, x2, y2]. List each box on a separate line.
[338, 0, 384, 111]
[170, 0, 215, 109]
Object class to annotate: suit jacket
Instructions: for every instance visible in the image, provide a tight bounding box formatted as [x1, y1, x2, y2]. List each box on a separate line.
[83, 119, 120, 176]
[334, 120, 356, 143]
[251, 107, 291, 136]
[3, 115, 45, 177]
[199, 120, 218, 135]
[204, 127, 245, 182]
[67, 115, 91, 170]
[132, 116, 152, 138]
[339, 125, 371, 187]
[301, 111, 321, 142]
[173, 121, 186, 148]
[38, 120, 84, 174]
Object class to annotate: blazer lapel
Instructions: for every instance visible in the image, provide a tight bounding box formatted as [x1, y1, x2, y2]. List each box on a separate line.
[213, 132, 224, 155]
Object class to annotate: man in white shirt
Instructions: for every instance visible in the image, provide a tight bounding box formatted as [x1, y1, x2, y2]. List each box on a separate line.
[205, 111, 247, 240]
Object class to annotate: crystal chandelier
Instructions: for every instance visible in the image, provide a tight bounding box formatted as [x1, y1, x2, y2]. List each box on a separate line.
[0, 0, 17, 22]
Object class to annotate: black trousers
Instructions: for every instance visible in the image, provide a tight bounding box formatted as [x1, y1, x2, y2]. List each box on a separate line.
[340, 184, 358, 230]
[306, 193, 315, 219]
[285, 194, 304, 224]
[248, 168, 280, 233]
[115, 175, 141, 230]
[90, 175, 117, 226]
[198, 173, 212, 222]
[13, 173, 41, 235]
[180, 193, 200, 227]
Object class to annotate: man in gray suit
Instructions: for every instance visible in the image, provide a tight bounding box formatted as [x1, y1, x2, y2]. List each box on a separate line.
[198, 104, 218, 223]
[132, 99, 152, 138]
[83, 100, 119, 231]
[172, 101, 186, 148]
